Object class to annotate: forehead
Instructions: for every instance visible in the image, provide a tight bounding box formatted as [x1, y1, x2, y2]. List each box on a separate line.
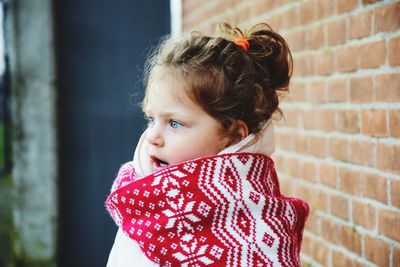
[144, 69, 191, 107]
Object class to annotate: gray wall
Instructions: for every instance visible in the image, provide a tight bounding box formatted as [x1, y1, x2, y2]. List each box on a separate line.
[9, 0, 57, 266]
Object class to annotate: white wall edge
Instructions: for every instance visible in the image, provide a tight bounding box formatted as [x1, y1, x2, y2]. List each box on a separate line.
[170, 0, 182, 37]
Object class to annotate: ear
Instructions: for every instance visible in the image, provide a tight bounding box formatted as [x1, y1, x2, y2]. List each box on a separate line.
[220, 120, 250, 149]
[236, 120, 249, 140]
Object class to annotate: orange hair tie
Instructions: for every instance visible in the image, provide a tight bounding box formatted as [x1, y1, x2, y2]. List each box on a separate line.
[235, 38, 250, 52]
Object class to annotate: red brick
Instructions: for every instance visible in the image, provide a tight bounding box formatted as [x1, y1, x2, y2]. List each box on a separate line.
[389, 109, 400, 138]
[321, 217, 342, 244]
[316, 0, 335, 19]
[279, 176, 295, 196]
[306, 81, 326, 103]
[214, 1, 234, 16]
[249, 0, 266, 18]
[287, 157, 302, 178]
[289, 82, 306, 102]
[336, 45, 359, 72]
[251, 0, 276, 15]
[388, 36, 400, 66]
[285, 29, 305, 52]
[313, 239, 330, 266]
[364, 235, 390, 266]
[305, 213, 319, 234]
[332, 250, 354, 267]
[363, 172, 387, 204]
[293, 184, 309, 204]
[350, 139, 375, 167]
[301, 109, 318, 129]
[375, 73, 400, 102]
[311, 188, 329, 212]
[302, 161, 318, 183]
[339, 168, 363, 196]
[331, 194, 349, 220]
[394, 246, 400, 267]
[353, 201, 377, 230]
[182, 0, 207, 18]
[377, 143, 400, 173]
[306, 24, 325, 49]
[349, 11, 372, 39]
[391, 179, 400, 208]
[336, 109, 359, 133]
[349, 76, 374, 103]
[294, 134, 307, 154]
[363, 0, 381, 4]
[318, 109, 335, 131]
[267, 14, 283, 32]
[354, 261, 369, 267]
[276, 131, 293, 151]
[375, 2, 400, 33]
[315, 49, 334, 76]
[328, 79, 348, 102]
[299, 0, 316, 24]
[237, 6, 252, 25]
[307, 135, 327, 158]
[184, 3, 219, 30]
[337, 0, 358, 13]
[281, 6, 299, 29]
[329, 137, 350, 162]
[342, 224, 362, 254]
[302, 235, 330, 265]
[361, 109, 388, 137]
[327, 18, 346, 45]
[320, 163, 337, 188]
[379, 209, 400, 241]
[359, 40, 386, 69]
[303, 54, 315, 76]
[293, 55, 314, 76]
[301, 235, 313, 257]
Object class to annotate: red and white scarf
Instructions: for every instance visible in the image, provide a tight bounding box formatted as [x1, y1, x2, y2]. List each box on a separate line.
[106, 122, 309, 266]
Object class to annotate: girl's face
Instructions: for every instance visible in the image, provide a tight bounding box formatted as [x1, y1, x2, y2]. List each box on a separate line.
[144, 75, 225, 172]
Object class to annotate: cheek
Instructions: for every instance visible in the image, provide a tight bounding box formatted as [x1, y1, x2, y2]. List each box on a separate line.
[165, 125, 224, 163]
[169, 146, 199, 163]
[189, 138, 223, 158]
[170, 142, 220, 163]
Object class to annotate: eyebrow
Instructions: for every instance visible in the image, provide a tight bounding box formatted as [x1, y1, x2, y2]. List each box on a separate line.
[159, 111, 175, 117]
[145, 109, 191, 120]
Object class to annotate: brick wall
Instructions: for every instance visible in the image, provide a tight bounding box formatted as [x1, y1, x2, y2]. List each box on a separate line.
[182, 0, 400, 266]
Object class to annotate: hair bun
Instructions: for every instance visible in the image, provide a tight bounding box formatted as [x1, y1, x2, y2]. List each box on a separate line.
[144, 21, 292, 137]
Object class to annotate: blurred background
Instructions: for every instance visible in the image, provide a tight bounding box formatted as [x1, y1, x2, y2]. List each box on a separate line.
[1, 0, 171, 266]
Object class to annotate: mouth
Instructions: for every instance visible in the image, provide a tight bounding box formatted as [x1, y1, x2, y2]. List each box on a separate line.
[150, 155, 169, 170]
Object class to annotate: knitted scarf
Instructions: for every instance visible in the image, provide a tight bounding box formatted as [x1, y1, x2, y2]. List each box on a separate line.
[105, 123, 309, 267]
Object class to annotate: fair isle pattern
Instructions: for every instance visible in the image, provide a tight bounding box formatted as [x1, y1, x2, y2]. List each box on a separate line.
[106, 153, 309, 267]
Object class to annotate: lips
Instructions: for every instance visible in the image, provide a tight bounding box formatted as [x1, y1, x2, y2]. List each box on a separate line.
[150, 155, 169, 171]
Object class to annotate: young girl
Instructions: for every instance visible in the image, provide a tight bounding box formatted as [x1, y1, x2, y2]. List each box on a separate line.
[105, 22, 309, 267]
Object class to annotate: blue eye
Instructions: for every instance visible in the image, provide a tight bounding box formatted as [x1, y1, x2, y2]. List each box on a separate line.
[147, 117, 155, 126]
[170, 120, 183, 129]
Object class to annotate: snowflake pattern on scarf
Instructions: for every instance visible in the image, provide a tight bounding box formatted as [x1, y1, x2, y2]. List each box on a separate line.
[106, 153, 309, 267]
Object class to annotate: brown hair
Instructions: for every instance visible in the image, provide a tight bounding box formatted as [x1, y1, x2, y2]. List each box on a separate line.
[143, 22, 292, 143]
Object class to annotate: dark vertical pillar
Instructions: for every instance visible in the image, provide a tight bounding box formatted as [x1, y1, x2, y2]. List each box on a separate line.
[54, 1, 170, 266]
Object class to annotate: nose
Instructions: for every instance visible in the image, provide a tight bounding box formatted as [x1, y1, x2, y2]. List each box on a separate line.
[146, 125, 164, 147]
